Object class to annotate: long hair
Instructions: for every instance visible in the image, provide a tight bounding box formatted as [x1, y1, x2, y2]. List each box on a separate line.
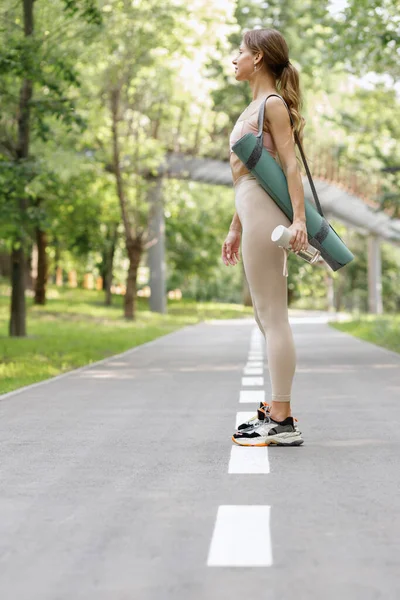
[243, 28, 306, 146]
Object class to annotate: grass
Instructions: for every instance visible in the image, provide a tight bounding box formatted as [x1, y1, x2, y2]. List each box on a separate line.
[330, 314, 400, 354]
[0, 286, 254, 395]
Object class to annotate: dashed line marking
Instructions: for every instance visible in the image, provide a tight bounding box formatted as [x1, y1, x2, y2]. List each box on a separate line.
[228, 446, 270, 474]
[207, 328, 272, 569]
[207, 505, 273, 566]
[246, 361, 263, 368]
[239, 390, 265, 404]
[242, 376, 264, 386]
[243, 367, 263, 375]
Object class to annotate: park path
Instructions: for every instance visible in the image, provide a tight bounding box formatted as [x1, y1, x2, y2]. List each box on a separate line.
[0, 311, 400, 600]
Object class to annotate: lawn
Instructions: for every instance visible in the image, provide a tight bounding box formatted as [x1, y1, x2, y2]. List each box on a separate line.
[330, 314, 400, 354]
[0, 286, 254, 395]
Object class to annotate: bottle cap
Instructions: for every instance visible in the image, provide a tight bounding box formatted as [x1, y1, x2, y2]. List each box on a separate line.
[271, 225, 293, 248]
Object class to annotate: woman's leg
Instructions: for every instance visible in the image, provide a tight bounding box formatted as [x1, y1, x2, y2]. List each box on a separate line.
[235, 176, 296, 422]
[249, 296, 293, 419]
[250, 292, 266, 339]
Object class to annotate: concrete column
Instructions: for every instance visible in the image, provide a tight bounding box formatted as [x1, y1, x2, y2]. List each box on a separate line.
[367, 235, 383, 314]
[148, 176, 167, 314]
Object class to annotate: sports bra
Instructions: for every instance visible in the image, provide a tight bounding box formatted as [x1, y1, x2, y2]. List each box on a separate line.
[229, 106, 276, 155]
[229, 98, 278, 184]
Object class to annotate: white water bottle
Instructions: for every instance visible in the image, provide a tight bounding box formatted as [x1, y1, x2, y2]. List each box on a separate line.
[271, 225, 321, 277]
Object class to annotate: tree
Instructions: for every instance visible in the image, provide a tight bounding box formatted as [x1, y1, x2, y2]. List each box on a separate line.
[90, 0, 198, 319]
[0, 0, 101, 335]
[327, 0, 400, 80]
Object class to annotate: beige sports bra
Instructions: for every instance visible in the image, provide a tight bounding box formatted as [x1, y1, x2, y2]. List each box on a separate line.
[229, 99, 277, 184]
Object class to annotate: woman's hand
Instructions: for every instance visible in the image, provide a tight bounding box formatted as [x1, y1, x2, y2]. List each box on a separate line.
[287, 218, 308, 253]
[222, 229, 241, 266]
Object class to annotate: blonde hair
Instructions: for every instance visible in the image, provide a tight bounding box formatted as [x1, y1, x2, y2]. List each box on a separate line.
[243, 28, 306, 146]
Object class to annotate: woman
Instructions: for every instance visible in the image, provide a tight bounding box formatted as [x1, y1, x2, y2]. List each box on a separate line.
[222, 28, 307, 447]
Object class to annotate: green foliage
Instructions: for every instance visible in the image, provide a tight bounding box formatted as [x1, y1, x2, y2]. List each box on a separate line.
[164, 178, 244, 301]
[0, 0, 103, 259]
[326, 0, 400, 79]
[330, 230, 400, 313]
[62, 0, 103, 25]
[0, 0, 399, 321]
[320, 86, 400, 216]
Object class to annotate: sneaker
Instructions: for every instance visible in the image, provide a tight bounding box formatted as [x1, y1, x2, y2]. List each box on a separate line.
[236, 402, 270, 431]
[232, 415, 304, 446]
[237, 402, 300, 433]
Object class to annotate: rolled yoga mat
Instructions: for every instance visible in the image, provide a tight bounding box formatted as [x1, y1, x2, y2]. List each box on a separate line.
[231, 94, 354, 272]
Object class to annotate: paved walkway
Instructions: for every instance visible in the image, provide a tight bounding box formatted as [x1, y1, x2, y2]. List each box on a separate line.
[1, 312, 399, 600]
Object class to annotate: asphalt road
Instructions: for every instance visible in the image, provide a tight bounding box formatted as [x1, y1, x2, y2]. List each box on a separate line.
[1, 312, 399, 600]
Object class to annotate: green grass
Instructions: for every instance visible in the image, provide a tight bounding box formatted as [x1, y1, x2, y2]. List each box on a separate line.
[330, 314, 400, 354]
[0, 287, 254, 395]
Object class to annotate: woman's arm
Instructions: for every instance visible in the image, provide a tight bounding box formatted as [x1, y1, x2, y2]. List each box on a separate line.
[229, 211, 242, 232]
[264, 97, 306, 223]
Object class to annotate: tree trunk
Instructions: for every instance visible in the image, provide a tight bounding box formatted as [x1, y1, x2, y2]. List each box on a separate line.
[25, 244, 33, 291]
[9, 0, 34, 337]
[0, 252, 11, 278]
[9, 246, 27, 337]
[110, 85, 143, 319]
[124, 239, 142, 319]
[54, 239, 62, 285]
[104, 225, 118, 306]
[34, 228, 47, 305]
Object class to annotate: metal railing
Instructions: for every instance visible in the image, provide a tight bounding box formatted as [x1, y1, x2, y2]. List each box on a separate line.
[305, 145, 383, 212]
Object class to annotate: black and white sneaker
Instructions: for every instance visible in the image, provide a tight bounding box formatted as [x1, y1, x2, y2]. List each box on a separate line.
[232, 415, 304, 446]
[237, 402, 300, 433]
[237, 402, 270, 431]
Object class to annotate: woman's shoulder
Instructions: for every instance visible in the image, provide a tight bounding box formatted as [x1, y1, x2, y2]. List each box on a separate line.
[262, 94, 286, 112]
[263, 95, 292, 126]
[244, 95, 286, 120]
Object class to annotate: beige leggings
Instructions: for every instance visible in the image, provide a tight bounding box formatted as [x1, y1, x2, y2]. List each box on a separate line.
[234, 173, 296, 403]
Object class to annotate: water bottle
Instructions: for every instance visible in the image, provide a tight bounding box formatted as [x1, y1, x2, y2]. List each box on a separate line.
[271, 225, 320, 263]
[271, 225, 321, 276]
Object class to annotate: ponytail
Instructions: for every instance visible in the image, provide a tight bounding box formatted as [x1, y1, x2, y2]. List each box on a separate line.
[278, 62, 306, 147]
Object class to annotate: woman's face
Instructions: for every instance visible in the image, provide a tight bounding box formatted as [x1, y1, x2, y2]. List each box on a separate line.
[232, 41, 258, 81]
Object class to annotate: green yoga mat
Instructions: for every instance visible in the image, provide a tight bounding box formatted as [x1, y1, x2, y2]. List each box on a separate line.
[231, 94, 354, 272]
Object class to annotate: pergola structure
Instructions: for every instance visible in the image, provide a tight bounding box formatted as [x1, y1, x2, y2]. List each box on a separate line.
[147, 153, 400, 315]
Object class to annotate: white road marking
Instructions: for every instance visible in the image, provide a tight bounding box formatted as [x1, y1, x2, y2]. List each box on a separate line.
[239, 390, 265, 404]
[228, 446, 270, 474]
[242, 376, 264, 386]
[235, 411, 256, 429]
[207, 505, 273, 566]
[243, 367, 263, 375]
[246, 361, 263, 368]
[207, 330, 272, 568]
